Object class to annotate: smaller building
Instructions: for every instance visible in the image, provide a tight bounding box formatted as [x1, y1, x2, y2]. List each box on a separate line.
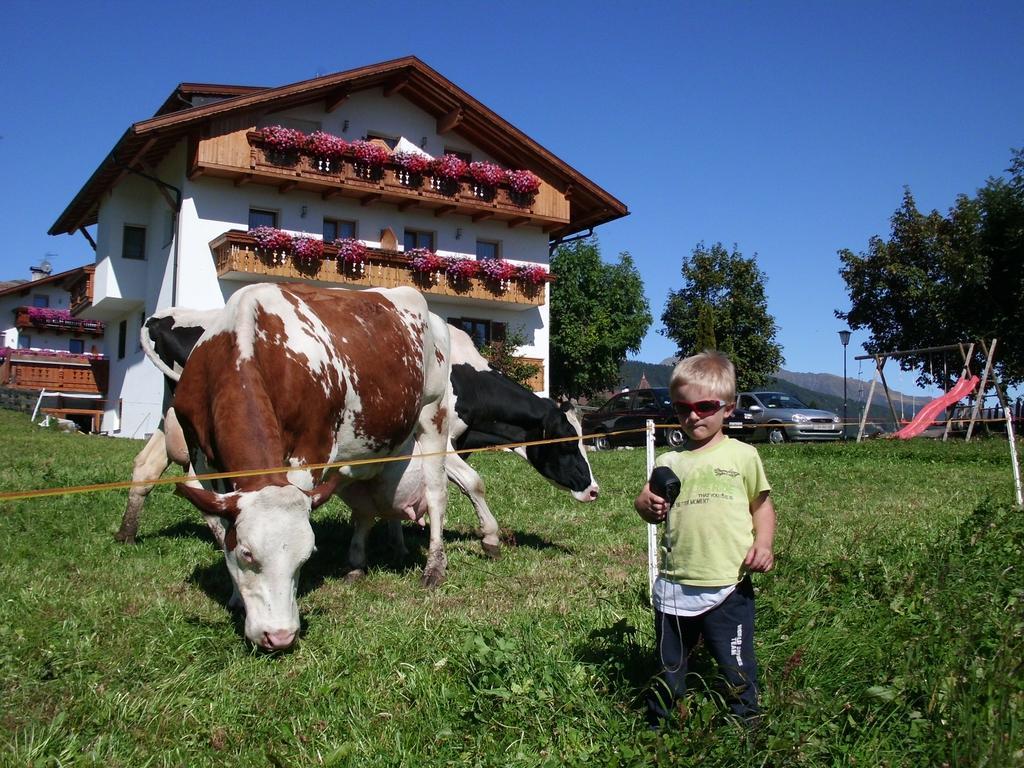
[0, 263, 108, 431]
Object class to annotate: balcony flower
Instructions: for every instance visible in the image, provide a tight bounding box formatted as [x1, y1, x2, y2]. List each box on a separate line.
[351, 140, 391, 167]
[432, 154, 468, 181]
[518, 264, 549, 285]
[335, 238, 368, 276]
[478, 258, 519, 282]
[444, 257, 480, 282]
[306, 131, 348, 171]
[408, 248, 446, 274]
[506, 169, 541, 196]
[250, 226, 294, 265]
[256, 125, 306, 152]
[291, 236, 324, 267]
[468, 161, 506, 188]
[0, 346, 105, 360]
[393, 151, 432, 175]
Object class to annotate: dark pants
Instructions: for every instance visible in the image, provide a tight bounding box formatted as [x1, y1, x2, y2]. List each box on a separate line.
[646, 576, 760, 725]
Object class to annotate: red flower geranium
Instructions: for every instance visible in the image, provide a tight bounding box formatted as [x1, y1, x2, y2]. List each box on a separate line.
[445, 257, 480, 280]
[408, 248, 445, 273]
[257, 125, 306, 153]
[335, 238, 367, 265]
[478, 258, 519, 282]
[518, 264, 549, 285]
[291, 236, 324, 265]
[506, 169, 541, 196]
[305, 131, 348, 160]
[351, 140, 391, 167]
[468, 161, 506, 187]
[251, 226, 293, 253]
[432, 154, 468, 181]
[392, 151, 432, 175]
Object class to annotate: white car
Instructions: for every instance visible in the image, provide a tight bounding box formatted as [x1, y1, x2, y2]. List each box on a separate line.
[737, 391, 843, 443]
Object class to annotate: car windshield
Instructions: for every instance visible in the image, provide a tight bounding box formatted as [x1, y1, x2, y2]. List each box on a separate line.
[758, 392, 808, 409]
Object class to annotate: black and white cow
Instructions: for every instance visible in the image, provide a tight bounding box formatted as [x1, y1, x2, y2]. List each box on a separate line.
[116, 309, 599, 558]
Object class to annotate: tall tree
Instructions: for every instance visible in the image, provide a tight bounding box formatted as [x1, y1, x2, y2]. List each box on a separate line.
[549, 239, 651, 399]
[661, 242, 783, 391]
[836, 148, 1024, 386]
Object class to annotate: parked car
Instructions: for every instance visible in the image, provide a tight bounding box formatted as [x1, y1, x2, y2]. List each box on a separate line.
[737, 391, 842, 443]
[724, 407, 757, 442]
[582, 388, 686, 449]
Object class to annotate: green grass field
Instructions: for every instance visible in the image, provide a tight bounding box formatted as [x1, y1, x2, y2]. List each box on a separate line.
[1, 408, 1021, 767]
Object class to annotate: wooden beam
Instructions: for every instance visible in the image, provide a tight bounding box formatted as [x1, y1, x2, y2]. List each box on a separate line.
[507, 216, 530, 228]
[434, 205, 457, 218]
[471, 211, 493, 223]
[233, 174, 253, 187]
[324, 88, 349, 112]
[397, 200, 419, 212]
[278, 181, 297, 193]
[125, 137, 157, 169]
[321, 189, 343, 200]
[360, 193, 382, 206]
[78, 226, 97, 251]
[187, 166, 205, 181]
[383, 77, 409, 97]
[437, 107, 463, 134]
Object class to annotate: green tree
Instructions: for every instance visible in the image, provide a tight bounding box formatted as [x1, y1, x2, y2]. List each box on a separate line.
[479, 326, 541, 389]
[661, 242, 783, 391]
[549, 239, 651, 399]
[836, 148, 1024, 386]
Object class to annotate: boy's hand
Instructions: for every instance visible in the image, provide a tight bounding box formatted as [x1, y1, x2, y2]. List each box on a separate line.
[634, 483, 668, 523]
[743, 543, 774, 572]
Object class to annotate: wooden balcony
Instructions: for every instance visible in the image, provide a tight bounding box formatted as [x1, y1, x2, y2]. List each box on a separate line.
[67, 267, 95, 316]
[15, 307, 105, 336]
[211, 230, 548, 309]
[190, 130, 570, 231]
[0, 351, 109, 394]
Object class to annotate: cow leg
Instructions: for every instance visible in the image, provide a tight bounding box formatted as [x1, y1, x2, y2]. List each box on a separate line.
[115, 429, 171, 543]
[417, 416, 449, 590]
[340, 487, 378, 581]
[386, 519, 409, 563]
[446, 449, 501, 558]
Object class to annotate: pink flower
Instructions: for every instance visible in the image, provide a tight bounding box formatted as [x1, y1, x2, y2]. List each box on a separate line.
[392, 151, 432, 174]
[468, 161, 506, 187]
[305, 131, 348, 160]
[257, 125, 306, 153]
[408, 248, 445, 273]
[518, 264, 549, 285]
[506, 169, 541, 196]
[335, 238, 367, 265]
[445, 257, 480, 280]
[478, 258, 519, 281]
[250, 226, 293, 252]
[351, 140, 391, 167]
[291, 237, 324, 264]
[432, 154, 468, 181]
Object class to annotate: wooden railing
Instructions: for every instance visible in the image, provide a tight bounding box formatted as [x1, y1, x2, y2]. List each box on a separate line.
[15, 307, 105, 336]
[68, 268, 95, 316]
[0, 352, 109, 394]
[210, 230, 549, 309]
[190, 130, 569, 229]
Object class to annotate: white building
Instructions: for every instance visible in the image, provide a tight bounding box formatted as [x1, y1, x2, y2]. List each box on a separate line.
[50, 56, 626, 438]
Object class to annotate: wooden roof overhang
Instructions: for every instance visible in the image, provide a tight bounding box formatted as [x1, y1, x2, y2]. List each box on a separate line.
[50, 56, 627, 241]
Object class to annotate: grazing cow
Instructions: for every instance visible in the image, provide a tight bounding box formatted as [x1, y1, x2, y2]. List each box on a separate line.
[116, 315, 599, 558]
[165, 283, 450, 650]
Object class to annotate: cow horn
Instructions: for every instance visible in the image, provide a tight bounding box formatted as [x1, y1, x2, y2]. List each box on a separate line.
[175, 483, 242, 520]
[308, 471, 343, 509]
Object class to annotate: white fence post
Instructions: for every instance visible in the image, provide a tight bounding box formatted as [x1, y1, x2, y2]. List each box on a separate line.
[1005, 406, 1023, 507]
[646, 418, 657, 602]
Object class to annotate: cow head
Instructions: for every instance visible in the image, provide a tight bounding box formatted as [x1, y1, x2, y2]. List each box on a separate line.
[175, 475, 339, 651]
[520, 402, 599, 502]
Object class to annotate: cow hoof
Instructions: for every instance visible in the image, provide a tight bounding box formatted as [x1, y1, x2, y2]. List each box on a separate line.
[113, 530, 137, 544]
[421, 566, 446, 589]
[345, 569, 366, 583]
[481, 542, 501, 559]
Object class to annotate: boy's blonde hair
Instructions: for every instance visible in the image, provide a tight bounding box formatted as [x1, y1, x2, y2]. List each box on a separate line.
[669, 350, 736, 402]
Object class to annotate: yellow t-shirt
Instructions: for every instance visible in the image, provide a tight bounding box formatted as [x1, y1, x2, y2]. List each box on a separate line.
[654, 436, 771, 586]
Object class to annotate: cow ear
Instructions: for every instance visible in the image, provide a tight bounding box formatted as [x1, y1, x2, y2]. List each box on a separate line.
[175, 483, 241, 520]
[308, 471, 343, 510]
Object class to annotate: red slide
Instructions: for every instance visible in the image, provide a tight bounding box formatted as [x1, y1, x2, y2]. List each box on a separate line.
[895, 375, 980, 439]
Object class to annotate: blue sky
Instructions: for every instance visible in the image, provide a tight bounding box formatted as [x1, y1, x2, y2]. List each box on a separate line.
[3, 0, 1022, 383]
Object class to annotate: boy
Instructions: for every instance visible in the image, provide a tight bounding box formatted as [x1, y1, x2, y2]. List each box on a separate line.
[634, 350, 776, 727]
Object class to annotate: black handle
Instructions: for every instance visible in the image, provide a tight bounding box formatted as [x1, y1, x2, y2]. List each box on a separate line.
[649, 466, 680, 505]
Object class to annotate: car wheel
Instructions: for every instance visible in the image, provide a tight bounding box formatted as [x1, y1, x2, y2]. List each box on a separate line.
[663, 427, 686, 448]
[593, 434, 612, 451]
[767, 426, 787, 444]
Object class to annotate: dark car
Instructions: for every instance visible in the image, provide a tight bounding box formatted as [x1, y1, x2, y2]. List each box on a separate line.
[582, 388, 686, 450]
[724, 407, 757, 442]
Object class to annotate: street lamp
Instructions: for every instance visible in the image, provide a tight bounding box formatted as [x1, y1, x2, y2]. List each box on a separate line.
[838, 330, 852, 440]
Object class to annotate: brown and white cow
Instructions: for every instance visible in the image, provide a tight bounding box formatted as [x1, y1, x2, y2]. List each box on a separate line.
[165, 283, 450, 651]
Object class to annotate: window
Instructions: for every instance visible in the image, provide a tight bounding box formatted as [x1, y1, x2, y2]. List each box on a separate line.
[635, 390, 658, 412]
[404, 229, 435, 251]
[122, 225, 146, 260]
[476, 240, 500, 260]
[69, 339, 85, 354]
[18, 335, 31, 349]
[248, 208, 278, 229]
[324, 218, 356, 241]
[32, 294, 50, 308]
[449, 316, 506, 348]
[117, 320, 127, 360]
[445, 147, 472, 163]
[366, 133, 399, 150]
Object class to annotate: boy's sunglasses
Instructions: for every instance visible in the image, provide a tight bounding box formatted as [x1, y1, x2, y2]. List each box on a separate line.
[672, 399, 728, 418]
